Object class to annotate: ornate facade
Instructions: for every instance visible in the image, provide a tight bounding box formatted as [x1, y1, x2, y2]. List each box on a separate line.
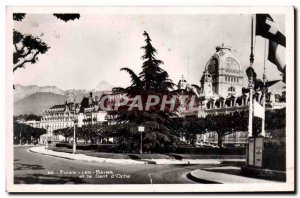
[178, 44, 286, 147]
[30, 93, 109, 144]
[203, 44, 243, 97]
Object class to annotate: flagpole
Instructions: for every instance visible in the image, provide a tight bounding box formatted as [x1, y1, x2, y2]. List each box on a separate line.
[261, 39, 267, 137]
[250, 16, 254, 67]
[248, 15, 254, 138]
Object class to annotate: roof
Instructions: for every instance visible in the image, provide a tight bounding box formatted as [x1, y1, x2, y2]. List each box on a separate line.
[266, 80, 281, 88]
[48, 103, 79, 111]
[49, 105, 65, 109]
[80, 97, 90, 112]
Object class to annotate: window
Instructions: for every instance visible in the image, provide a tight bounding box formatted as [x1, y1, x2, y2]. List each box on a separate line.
[208, 58, 218, 74]
[228, 87, 235, 96]
[225, 57, 239, 70]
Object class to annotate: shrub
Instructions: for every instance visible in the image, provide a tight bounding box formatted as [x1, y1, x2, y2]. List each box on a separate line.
[55, 143, 116, 152]
[55, 143, 69, 148]
[263, 139, 286, 171]
[174, 147, 246, 155]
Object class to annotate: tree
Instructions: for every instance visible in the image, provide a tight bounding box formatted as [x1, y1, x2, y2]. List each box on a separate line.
[12, 13, 80, 74]
[54, 123, 110, 144]
[53, 127, 73, 142]
[205, 112, 248, 147]
[53, 14, 80, 22]
[13, 13, 80, 22]
[13, 30, 50, 73]
[77, 124, 97, 144]
[185, 116, 208, 144]
[14, 122, 46, 144]
[265, 108, 286, 130]
[13, 114, 41, 122]
[113, 31, 178, 153]
[13, 13, 26, 21]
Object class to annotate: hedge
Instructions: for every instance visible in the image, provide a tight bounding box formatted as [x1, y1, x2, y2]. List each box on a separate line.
[174, 147, 246, 155]
[263, 140, 286, 171]
[55, 142, 246, 155]
[55, 143, 116, 152]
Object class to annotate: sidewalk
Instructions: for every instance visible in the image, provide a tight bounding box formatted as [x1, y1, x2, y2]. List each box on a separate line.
[14, 144, 36, 147]
[188, 166, 282, 184]
[29, 146, 245, 165]
[29, 146, 145, 164]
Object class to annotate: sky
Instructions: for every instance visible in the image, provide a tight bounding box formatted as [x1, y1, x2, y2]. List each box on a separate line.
[13, 13, 285, 90]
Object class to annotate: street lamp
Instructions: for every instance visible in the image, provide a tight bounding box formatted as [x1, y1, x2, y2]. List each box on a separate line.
[73, 120, 77, 154]
[138, 126, 145, 154]
[67, 92, 77, 154]
[45, 125, 49, 149]
[246, 67, 256, 138]
[20, 124, 23, 146]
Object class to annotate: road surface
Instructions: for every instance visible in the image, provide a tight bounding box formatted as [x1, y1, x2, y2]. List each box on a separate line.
[14, 146, 215, 184]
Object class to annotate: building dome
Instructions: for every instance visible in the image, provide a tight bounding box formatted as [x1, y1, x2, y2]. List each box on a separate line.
[178, 75, 189, 90]
[205, 44, 242, 74]
[201, 44, 243, 97]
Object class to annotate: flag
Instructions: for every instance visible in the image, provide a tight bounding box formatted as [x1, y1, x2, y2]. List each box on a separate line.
[268, 40, 286, 73]
[253, 100, 265, 119]
[256, 14, 286, 73]
[256, 14, 285, 47]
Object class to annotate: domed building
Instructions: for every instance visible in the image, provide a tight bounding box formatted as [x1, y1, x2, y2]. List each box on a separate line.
[177, 75, 189, 90]
[201, 44, 243, 97]
[193, 44, 249, 119]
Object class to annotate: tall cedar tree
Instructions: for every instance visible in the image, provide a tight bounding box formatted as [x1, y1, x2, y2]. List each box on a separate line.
[111, 31, 178, 153]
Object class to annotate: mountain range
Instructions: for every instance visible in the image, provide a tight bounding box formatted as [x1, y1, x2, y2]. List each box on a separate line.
[14, 81, 114, 116]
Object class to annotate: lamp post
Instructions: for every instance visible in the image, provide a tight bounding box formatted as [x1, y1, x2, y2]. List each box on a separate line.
[246, 67, 255, 137]
[261, 58, 267, 137]
[19, 129, 22, 146]
[68, 92, 77, 154]
[45, 125, 49, 149]
[246, 15, 255, 138]
[72, 101, 78, 154]
[138, 126, 145, 154]
[73, 121, 77, 154]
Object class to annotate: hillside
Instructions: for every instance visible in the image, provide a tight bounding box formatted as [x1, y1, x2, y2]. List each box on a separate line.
[14, 84, 65, 102]
[13, 82, 115, 116]
[14, 92, 67, 116]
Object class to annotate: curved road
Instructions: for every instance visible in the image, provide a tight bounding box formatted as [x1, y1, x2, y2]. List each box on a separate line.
[14, 146, 214, 184]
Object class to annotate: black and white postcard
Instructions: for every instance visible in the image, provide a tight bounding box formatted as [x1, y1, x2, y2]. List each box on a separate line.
[6, 6, 295, 192]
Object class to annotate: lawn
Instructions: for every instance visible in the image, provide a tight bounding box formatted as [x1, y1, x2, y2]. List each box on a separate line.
[48, 146, 173, 159]
[49, 146, 131, 159]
